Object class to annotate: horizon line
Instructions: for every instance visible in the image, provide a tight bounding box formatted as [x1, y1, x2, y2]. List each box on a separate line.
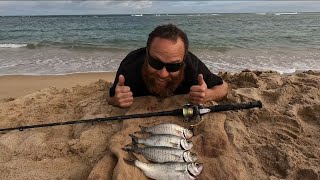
[2, 11, 320, 17]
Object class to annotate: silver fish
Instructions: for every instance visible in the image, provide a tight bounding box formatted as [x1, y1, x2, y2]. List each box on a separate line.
[130, 134, 193, 150]
[124, 159, 203, 180]
[139, 123, 193, 139]
[123, 146, 197, 163]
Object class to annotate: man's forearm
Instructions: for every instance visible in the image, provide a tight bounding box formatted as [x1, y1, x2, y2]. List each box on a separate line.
[206, 81, 229, 102]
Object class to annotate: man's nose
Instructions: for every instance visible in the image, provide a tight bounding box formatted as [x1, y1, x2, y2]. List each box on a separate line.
[157, 67, 169, 78]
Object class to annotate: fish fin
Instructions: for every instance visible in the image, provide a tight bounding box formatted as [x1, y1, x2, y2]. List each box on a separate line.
[175, 130, 183, 136]
[172, 154, 182, 161]
[169, 142, 179, 148]
[129, 134, 139, 144]
[175, 169, 186, 173]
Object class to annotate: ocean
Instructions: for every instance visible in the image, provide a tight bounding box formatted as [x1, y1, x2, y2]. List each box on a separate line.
[0, 13, 320, 75]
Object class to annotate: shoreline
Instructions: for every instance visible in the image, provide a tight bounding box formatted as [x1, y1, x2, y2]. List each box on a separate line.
[1, 70, 319, 100]
[0, 72, 116, 100]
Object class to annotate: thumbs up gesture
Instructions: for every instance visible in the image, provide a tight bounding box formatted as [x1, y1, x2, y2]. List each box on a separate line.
[189, 74, 208, 104]
[113, 75, 133, 108]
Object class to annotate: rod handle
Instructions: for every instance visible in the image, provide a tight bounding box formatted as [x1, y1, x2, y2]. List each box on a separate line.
[209, 100, 262, 112]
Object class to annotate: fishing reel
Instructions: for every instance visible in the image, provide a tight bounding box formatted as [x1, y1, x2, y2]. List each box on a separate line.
[182, 104, 211, 123]
[182, 104, 200, 121]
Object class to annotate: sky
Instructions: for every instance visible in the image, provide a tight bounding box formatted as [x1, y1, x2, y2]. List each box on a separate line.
[0, 1, 320, 16]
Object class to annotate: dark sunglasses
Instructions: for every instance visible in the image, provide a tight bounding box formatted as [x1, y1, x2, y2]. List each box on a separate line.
[147, 51, 184, 72]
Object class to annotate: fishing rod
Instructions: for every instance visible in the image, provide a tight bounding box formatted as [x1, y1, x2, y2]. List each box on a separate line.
[0, 101, 262, 132]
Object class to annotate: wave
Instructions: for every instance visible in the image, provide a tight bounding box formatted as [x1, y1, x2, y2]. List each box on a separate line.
[131, 14, 143, 17]
[274, 12, 298, 16]
[0, 43, 38, 49]
[198, 47, 233, 53]
[0, 43, 28, 48]
[256, 13, 267, 15]
[0, 42, 135, 51]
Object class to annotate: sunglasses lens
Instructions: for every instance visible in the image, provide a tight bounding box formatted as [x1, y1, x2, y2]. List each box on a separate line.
[148, 57, 164, 70]
[165, 63, 183, 72]
[148, 53, 184, 72]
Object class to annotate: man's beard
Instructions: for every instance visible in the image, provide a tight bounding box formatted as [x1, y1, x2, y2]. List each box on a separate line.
[142, 60, 185, 98]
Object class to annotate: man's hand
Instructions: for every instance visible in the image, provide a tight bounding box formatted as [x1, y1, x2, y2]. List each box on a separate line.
[111, 75, 133, 108]
[189, 74, 208, 104]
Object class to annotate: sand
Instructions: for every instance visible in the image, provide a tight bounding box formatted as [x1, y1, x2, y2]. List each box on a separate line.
[0, 70, 319, 180]
[0, 72, 115, 100]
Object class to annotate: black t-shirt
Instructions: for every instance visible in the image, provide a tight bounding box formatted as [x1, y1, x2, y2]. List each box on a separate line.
[109, 48, 223, 97]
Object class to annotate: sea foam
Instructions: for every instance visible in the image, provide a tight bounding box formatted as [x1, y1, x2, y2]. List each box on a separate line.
[0, 43, 28, 48]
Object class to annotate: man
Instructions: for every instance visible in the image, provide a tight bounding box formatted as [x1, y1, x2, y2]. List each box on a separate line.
[108, 24, 228, 108]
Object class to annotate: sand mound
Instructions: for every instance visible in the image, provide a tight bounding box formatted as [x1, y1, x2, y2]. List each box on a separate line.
[0, 71, 319, 180]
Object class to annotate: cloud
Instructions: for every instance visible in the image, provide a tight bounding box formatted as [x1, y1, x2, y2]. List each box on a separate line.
[114, 1, 152, 9]
[75, 1, 152, 9]
[215, 1, 320, 13]
[0, 1, 153, 15]
[0, 1, 320, 16]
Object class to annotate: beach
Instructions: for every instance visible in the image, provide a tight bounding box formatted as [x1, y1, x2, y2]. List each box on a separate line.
[1, 13, 320, 180]
[0, 72, 115, 100]
[0, 70, 319, 179]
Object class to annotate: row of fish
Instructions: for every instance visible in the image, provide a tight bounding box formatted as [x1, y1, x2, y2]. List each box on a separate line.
[123, 123, 203, 180]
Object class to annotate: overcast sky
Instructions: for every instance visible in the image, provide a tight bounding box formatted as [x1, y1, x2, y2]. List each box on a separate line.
[0, 1, 320, 16]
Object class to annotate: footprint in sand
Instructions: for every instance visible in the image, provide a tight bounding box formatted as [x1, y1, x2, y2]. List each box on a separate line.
[271, 115, 303, 140]
[292, 168, 319, 180]
[297, 105, 320, 126]
[254, 112, 303, 141]
[254, 145, 290, 179]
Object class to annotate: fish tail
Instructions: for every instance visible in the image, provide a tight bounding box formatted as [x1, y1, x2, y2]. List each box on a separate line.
[189, 127, 195, 136]
[139, 125, 147, 132]
[122, 144, 133, 152]
[123, 157, 136, 165]
[129, 134, 139, 144]
[122, 144, 140, 153]
[123, 158, 135, 165]
[134, 125, 146, 134]
[123, 151, 137, 165]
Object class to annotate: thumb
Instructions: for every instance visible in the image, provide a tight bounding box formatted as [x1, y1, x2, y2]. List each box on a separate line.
[198, 74, 205, 86]
[117, 75, 125, 86]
